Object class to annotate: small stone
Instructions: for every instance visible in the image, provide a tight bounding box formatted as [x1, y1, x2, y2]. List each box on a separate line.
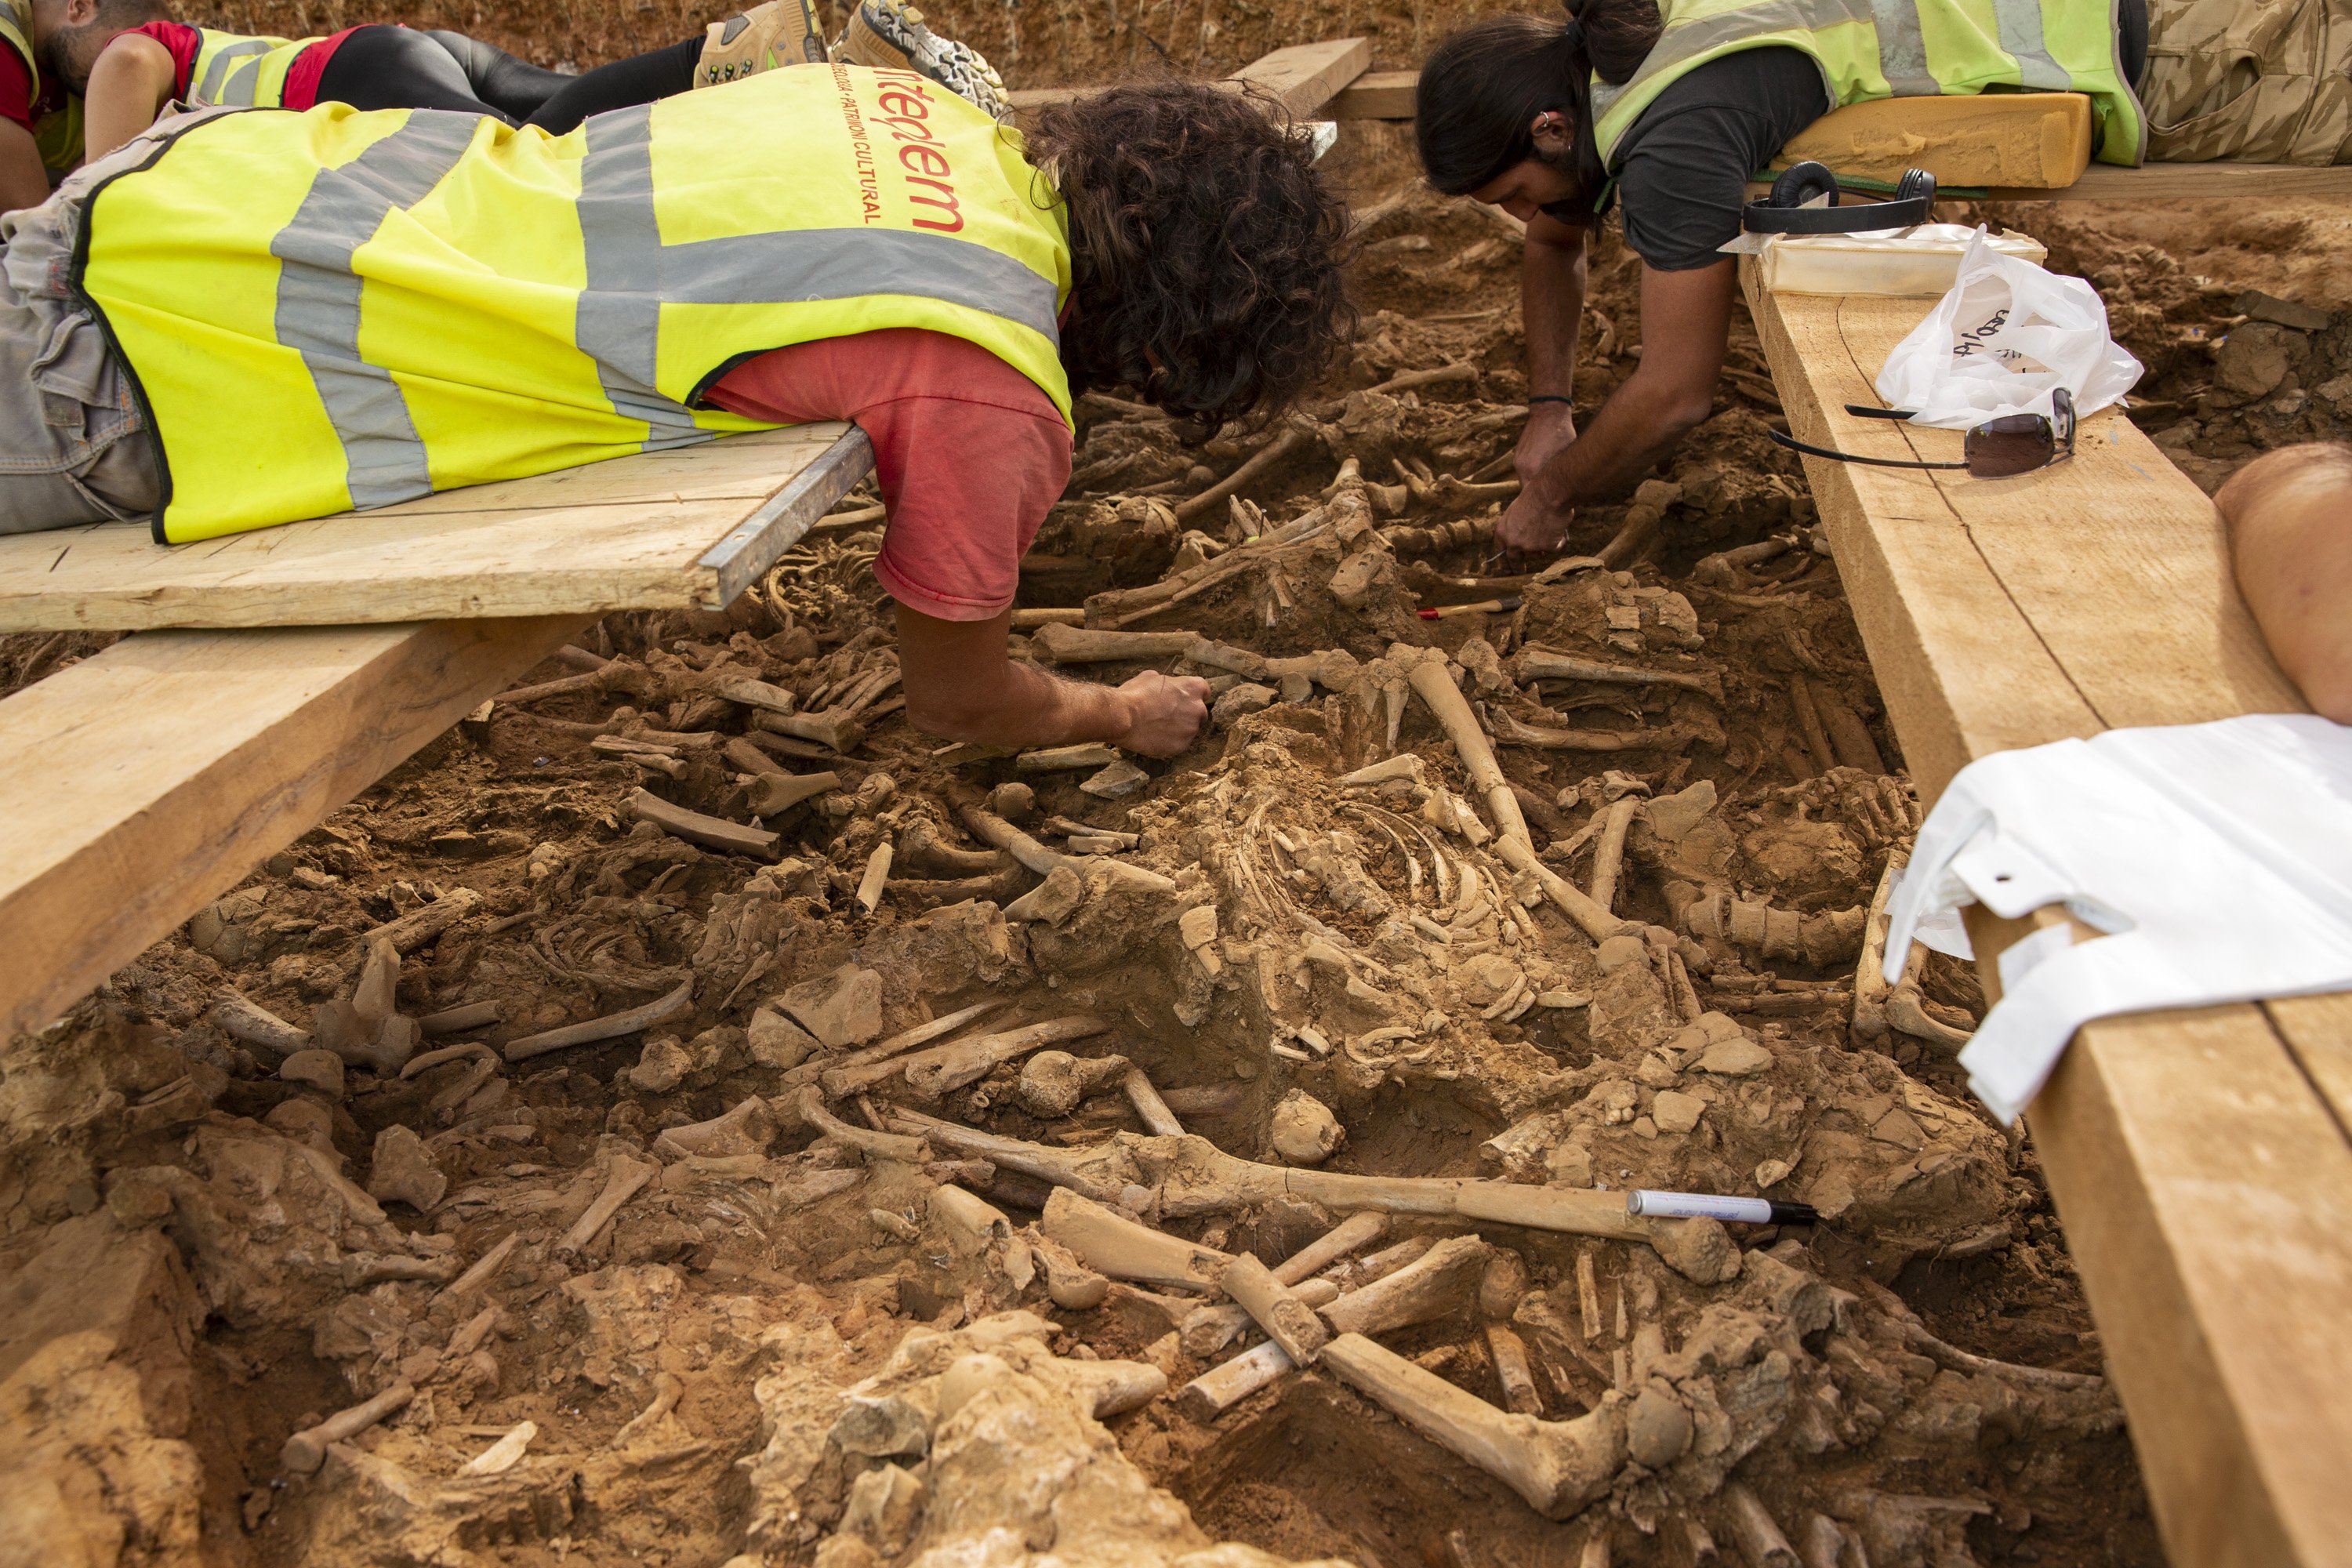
[829, 1395, 931, 1460]
[1211, 682, 1277, 730]
[1646, 779, 1717, 844]
[1269, 1090, 1342, 1167]
[1650, 1217, 1741, 1284]
[1870, 1107, 1929, 1151]
[625, 1034, 694, 1094]
[1695, 1037, 1773, 1076]
[1479, 1250, 1528, 1319]
[782, 964, 885, 1048]
[1594, 935, 1649, 974]
[2215, 321, 2299, 397]
[1546, 1142, 1594, 1188]
[986, 782, 1037, 822]
[103, 1168, 176, 1227]
[840, 1461, 926, 1555]
[747, 1007, 820, 1071]
[1651, 1091, 1704, 1134]
[1755, 1157, 1795, 1189]
[264, 1098, 338, 1152]
[1005, 864, 1086, 926]
[2234, 289, 2332, 332]
[279, 1049, 346, 1098]
[1178, 904, 1219, 950]
[365, 1123, 447, 1211]
[1625, 1385, 1693, 1468]
[1080, 760, 1149, 799]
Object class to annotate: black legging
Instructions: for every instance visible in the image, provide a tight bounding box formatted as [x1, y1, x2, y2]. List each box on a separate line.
[313, 24, 573, 125]
[523, 38, 701, 133]
[314, 27, 710, 136]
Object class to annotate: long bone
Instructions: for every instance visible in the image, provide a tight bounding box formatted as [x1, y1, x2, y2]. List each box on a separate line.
[823, 1015, 1109, 1100]
[1400, 647, 1530, 847]
[1515, 647, 1726, 702]
[1319, 1332, 1626, 1519]
[960, 803, 1176, 893]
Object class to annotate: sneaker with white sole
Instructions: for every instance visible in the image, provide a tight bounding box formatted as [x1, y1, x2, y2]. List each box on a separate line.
[836, 0, 1010, 119]
[694, 0, 829, 89]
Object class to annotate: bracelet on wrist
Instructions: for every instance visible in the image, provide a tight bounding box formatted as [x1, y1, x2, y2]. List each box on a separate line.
[1527, 394, 1573, 407]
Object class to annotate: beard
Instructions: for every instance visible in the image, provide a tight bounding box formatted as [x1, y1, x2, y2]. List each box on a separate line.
[44, 20, 115, 93]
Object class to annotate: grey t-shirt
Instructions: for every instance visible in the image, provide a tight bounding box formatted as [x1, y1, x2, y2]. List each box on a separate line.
[1610, 46, 1830, 272]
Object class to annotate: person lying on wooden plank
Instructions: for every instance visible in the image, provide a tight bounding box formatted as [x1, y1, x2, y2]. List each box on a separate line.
[2216, 444, 2352, 724]
[0, 0, 982, 216]
[1410, 0, 2346, 554]
[0, 63, 1352, 759]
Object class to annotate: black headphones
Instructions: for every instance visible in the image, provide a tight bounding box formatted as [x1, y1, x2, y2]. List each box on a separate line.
[1741, 161, 1937, 234]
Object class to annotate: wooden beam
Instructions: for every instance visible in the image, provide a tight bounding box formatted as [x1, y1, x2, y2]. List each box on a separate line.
[1009, 37, 1371, 121]
[0, 425, 869, 633]
[1328, 67, 1414, 121]
[1745, 270, 2352, 1568]
[0, 616, 581, 1037]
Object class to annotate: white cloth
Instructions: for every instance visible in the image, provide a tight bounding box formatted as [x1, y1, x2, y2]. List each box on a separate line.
[1885, 714, 2352, 1124]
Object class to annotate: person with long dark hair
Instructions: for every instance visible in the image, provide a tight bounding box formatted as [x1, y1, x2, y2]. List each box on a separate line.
[1415, 0, 2175, 553]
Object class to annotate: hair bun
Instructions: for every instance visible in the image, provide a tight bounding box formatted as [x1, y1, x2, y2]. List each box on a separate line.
[1558, 12, 1586, 53]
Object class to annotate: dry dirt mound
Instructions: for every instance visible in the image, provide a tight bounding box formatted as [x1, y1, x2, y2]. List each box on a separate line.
[0, 178, 2222, 1568]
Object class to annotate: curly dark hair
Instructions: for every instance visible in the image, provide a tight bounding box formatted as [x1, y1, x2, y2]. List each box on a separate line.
[1024, 80, 1357, 430]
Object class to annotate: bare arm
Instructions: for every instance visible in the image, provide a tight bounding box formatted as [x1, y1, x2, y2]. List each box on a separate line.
[1510, 212, 1586, 516]
[2216, 443, 2352, 722]
[895, 604, 1210, 756]
[0, 117, 45, 217]
[1501, 259, 1736, 552]
[81, 32, 178, 165]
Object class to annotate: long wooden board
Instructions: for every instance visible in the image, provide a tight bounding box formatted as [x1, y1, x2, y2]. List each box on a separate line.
[0, 424, 871, 633]
[1009, 37, 1370, 118]
[1330, 71, 2352, 199]
[1746, 272, 2352, 1568]
[0, 617, 581, 1039]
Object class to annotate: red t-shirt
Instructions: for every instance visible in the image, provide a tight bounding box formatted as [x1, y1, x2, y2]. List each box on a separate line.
[125, 21, 201, 100]
[706, 328, 1073, 623]
[0, 36, 32, 132]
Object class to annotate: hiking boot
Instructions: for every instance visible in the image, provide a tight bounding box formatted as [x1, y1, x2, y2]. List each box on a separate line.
[836, 0, 1010, 118]
[694, 0, 828, 89]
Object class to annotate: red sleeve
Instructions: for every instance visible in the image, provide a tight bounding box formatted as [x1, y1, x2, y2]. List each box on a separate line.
[706, 328, 1073, 622]
[122, 22, 203, 100]
[0, 40, 31, 132]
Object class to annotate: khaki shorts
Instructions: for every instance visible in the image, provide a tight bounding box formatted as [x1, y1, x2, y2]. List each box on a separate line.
[0, 132, 165, 535]
[2143, 0, 2352, 162]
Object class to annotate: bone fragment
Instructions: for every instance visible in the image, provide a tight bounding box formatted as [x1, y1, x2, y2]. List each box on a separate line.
[652, 1094, 775, 1161]
[630, 788, 779, 858]
[504, 978, 695, 1062]
[1017, 1050, 1133, 1117]
[960, 802, 1176, 892]
[1180, 1277, 1341, 1356]
[1800, 1515, 1860, 1568]
[1495, 713, 1710, 753]
[1319, 1334, 1625, 1519]
[755, 709, 866, 753]
[1582, 1535, 1613, 1568]
[1516, 648, 1724, 701]
[432, 1233, 519, 1310]
[1063, 1357, 1171, 1419]
[1487, 1323, 1544, 1415]
[779, 1000, 1006, 1094]
[747, 768, 840, 816]
[1043, 1187, 1229, 1291]
[1319, 1234, 1490, 1337]
[1177, 426, 1310, 522]
[1011, 606, 1087, 628]
[461, 1421, 539, 1476]
[211, 989, 310, 1060]
[1220, 1253, 1330, 1364]
[419, 1000, 500, 1036]
[556, 1156, 659, 1255]
[1338, 754, 1427, 789]
[707, 674, 797, 715]
[1123, 1067, 1185, 1137]
[1725, 1484, 1800, 1568]
[1018, 742, 1124, 772]
[1033, 1236, 1112, 1308]
[1886, 949, 1975, 1050]
[855, 842, 893, 913]
[1577, 1250, 1603, 1342]
[1178, 1338, 1295, 1420]
[1494, 835, 1636, 942]
[826, 1015, 1109, 1100]
[1403, 650, 1530, 847]
[1588, 797, 1639, 913]
[1275, 1210, 1388, 1285]
[1176, 1250, 1476, 1419]
[363, 887, 482, 954]
[281, 1381, 416, 1475]
[1851, 853, 1906, 1047]
[796, 1086, 929, 1163]
[1029, 624, 1202, 663]
[1787, 677, 1840, 777]
[614, 1372, 685, 1448]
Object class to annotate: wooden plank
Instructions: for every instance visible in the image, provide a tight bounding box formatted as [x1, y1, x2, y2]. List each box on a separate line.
[1748, 271, 2352, 1568]
[1229, 38, 1372, 119]
[0, 616, 581, 1038]
[2268, 992, 2352, 1141]
[1991, 159, 2352, 201]
[1010, 38, 1370, 121]
[1778, 92, 2091, 188]
[1327, 68, 1414, 120]
[0, 424, 868, 633]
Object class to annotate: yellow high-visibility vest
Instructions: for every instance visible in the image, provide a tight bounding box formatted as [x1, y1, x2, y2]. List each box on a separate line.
[1, 0, 75, 174]
[1592, 0, 2146, 169]
[187, 27, 322, 108]
[75, 64, 1073, 542]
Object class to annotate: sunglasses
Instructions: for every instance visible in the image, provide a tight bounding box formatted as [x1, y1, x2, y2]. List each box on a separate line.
[1768, 387, 2076, 479]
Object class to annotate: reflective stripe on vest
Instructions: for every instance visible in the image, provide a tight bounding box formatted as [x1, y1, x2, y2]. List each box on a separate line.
[1590, 0, 2146, 168]
[191, 29, 317, 107]
[75, 65, 1073, 542]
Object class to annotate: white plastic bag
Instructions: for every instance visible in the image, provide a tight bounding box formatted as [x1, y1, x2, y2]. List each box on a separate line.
[1874, 228, 2143, 430]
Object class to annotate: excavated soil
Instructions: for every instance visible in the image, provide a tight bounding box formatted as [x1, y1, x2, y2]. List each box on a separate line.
[13, 62, 2352, 1568]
